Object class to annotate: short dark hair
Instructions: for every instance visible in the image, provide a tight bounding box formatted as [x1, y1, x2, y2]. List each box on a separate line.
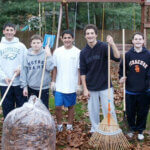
[61, 30, 74, 38]
[3, 22, 16, 30]
[30, 34, 43, 42]
[132, 32, 144, 40]
[83, 24, 98, 35]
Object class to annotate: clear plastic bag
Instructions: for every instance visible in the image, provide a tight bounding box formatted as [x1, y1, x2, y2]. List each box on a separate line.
[2, 95, 56, 150]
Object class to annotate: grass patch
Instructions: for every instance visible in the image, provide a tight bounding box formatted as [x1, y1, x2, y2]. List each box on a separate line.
[49, 96, 55, 109]
[75, 102, 88, 122]
[146, 111, 150, 130]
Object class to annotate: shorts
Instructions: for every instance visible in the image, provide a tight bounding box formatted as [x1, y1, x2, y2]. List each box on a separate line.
[54, 91, 76, 107]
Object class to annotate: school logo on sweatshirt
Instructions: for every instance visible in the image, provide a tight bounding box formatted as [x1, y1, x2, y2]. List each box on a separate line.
[0, 47, 20, 60]
[28, 60, 44, 70]
[135, 65, 140, 72]
[129, 59, 148, 69]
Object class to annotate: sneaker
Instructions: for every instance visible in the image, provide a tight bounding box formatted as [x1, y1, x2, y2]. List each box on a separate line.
[90, 127, 95, 133]
[138, 134, 144, 140]
[66, 124, 73, 131]
[127, 132, 134, 138]
[57, 124, 63, 132]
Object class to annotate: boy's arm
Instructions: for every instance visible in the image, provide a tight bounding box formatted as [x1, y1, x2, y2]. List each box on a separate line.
[20, 65, 28, 97]
[0, 52, 8, 83]
[81, 75, 90, 99]
[118, 58, 125, 84]
[76, 69, 83, 96]
[51, 67, 57, 82]
[50, 67, 57, 92]
[80, 51, 89, 98]
[0, 61, 10, 85]
[119, 53, 129, 84]
[106, 35, 120, 59]
[77, 51, 81, 86]
[20, 56, 28, 89]
[14, 44, 28, 78]
[119, 59, 123, 78]
[46, 56, 54, 72]
[146, 65, 150, 96]
[78, 69, 81, 85]
[147, 64, 150, 89]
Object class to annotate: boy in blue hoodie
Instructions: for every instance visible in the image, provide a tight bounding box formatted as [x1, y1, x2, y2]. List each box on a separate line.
[119, 32, 150, 140]
[0, 23, 27, 118]
[20, 34, 54, 109]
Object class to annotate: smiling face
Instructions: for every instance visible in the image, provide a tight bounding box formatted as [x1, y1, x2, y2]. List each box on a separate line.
[31, 39, 43, 53]
[3, 26, 16, 41]
[132, 34, 144, 49]
[61, 33, 74, 49]
[85, 29, 97, 46]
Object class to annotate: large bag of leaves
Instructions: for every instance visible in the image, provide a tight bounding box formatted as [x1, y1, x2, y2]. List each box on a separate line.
[2, 95, 56, 150]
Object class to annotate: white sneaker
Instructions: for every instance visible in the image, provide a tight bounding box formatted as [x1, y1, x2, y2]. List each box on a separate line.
[90, 127, 95, 133]
[138, 134, 144, 140]
[57, 124, 63, 132]
[66, 124, 73, 131]
[127, 132, 134, 138]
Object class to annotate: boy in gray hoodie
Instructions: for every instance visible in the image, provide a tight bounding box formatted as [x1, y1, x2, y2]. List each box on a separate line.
[0, 22, 27, 118]
[20, 34, 54, 109]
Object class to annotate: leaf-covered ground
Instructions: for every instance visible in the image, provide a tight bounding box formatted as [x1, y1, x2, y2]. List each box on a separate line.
[54, 62, 150, 150]
[0, 61, 149, 149]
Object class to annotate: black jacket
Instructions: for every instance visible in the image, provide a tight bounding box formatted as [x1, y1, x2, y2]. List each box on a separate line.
[80, 40, 120, 91]
[119, 47, 150, 92]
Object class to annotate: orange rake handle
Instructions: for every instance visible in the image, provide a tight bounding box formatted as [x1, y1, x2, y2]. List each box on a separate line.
[108, 101, 111, 125]
[108, 44, 111, 125]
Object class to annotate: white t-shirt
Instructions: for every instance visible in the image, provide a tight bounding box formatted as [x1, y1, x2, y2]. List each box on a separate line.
[53, 46, 80, 93]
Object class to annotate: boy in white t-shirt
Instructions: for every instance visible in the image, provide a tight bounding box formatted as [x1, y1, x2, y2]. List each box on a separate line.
[51, 30, 82, 131]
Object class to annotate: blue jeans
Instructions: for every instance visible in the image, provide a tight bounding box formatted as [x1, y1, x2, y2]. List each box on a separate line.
[0, 86, 27, 118]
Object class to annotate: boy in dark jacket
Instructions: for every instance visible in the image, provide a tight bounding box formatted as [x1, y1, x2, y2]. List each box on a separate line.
[119, 32, 150, 140]
[80, 24, 120, 133]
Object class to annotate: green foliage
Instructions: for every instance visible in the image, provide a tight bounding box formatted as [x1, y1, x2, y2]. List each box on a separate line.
[75, 102, 88, 122]
[0, 0, 39, 36]
[146, 111, 150, 130]
[0, 1, 141, 37]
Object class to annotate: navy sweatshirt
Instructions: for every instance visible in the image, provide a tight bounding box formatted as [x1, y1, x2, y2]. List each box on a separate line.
[80, 40, 120, 91]
[119, 47, 150, 92]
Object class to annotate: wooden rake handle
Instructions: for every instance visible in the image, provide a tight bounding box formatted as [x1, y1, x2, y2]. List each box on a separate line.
[38, 55, 47, 99]
[122, 29, 126, 112]
[38, 37, 51, 99]
[108, 44, 111, 125]
[0, 73, 17, 106]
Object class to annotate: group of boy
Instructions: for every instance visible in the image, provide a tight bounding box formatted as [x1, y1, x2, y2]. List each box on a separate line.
[0, 23, 149, 141]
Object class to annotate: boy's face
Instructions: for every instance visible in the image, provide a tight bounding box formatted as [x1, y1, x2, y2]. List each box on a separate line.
[85, 29, 97, 44]
[132, 34, 144, 49]
[31, 39, 43, 52]
[61, 33, 74, 49]
[3, 26, 16, 41]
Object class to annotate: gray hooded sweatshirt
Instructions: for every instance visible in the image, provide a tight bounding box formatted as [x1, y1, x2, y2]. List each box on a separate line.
[0, 37, 27, 86]
[20, 48, 54, 90]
